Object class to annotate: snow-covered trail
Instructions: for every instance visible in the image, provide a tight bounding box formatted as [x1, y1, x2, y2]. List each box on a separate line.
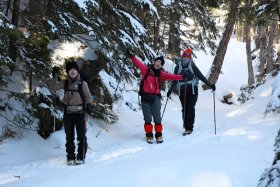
[0, 81, 279, 187]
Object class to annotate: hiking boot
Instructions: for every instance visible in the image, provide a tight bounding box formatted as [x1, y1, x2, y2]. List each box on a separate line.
[146, 137, 153, 144]
[67, 159, 75, 166]
[183, 130, 192, 136]
[156, 136, 163, 144]
[76, 159, 84, 165]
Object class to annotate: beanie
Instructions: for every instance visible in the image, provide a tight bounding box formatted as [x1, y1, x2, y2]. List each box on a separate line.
[181, 48, 192, 60]
[66, 61, 79, 73]
[154, 56, 165, 66]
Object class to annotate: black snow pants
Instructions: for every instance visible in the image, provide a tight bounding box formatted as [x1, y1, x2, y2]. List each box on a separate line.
[179, 86, 198, 131]
[64, 113, 87, 160]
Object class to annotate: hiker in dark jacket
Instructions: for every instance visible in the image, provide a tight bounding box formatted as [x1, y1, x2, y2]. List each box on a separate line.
[50, 60, 92, 165]
[127, 50, 184, 144]
[167, 48, 216, 136]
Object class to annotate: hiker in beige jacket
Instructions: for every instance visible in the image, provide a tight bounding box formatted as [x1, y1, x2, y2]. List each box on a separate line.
[50, 60, 92, 165]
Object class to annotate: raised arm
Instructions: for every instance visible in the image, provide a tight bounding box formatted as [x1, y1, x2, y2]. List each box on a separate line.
[129, 56, 148, 75]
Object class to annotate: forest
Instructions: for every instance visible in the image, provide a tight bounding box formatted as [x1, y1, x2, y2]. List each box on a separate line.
[0, 1, 280, 186]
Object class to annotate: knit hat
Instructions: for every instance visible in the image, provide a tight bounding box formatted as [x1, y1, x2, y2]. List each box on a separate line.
[181, 48, 192, 60]
[154, 56, 165, 66]
[66, 61, 79, 73]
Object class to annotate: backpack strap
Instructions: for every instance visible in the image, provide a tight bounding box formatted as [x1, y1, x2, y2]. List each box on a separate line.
[64, 78, 85, 106]
[78, 79, 85, 105]
[187, 63, 198, 94]
[64, 79, 69, 106]
[64, 79, 68, 93]
[139, 66, 152, 95]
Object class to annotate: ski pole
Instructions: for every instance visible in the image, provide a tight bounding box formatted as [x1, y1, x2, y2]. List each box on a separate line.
[161, 97, 169, 119]
[213, 91, 216, 135]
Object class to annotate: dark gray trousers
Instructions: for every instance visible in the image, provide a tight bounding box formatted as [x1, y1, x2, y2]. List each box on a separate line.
[141, 96, 162, 124]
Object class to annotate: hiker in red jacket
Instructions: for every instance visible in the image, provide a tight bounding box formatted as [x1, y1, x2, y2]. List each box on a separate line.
[127, 50, 184, 144]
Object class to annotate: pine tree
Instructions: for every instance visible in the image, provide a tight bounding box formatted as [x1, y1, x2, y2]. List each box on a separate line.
[256, 0, 280, 78]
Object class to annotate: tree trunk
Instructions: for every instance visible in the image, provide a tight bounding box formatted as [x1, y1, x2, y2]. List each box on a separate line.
[29, 0, 45, 16]
[266, 19, 276, 74]
[245, 0, 254, 86]
[236, 19, 243, 41]
[245, 23, 255, 85]
[29, 72, 33, 94]
[167, 18, 180, 60]
[277, 39, 280, 66]
[167, 2, 181, 60]
[258, 25, 267, 80]
[5, 0, 12, 16]
[203, 0, 239, 89]
[8, 0, 20, 62]
[153, 19, 160, 52]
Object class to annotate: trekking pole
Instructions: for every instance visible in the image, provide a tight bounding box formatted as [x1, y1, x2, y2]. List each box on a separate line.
[213, 91, 216, 135]
[161, 97, 169, 119]
[82, 113, 88, 164]
[183, 78, 187, 130]
[53, 74, 57, 133]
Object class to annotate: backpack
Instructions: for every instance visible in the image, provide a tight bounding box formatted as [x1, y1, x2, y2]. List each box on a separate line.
[138, 65, 161, 96]
[64, 78, 85, 113]
[177, 61, 198, 94]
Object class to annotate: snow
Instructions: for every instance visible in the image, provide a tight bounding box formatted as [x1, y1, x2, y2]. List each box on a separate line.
[0, 39, 280, 187]
[119, 29, 139, 47]
[267, 73, 280, 110]
[73, 0, 87, 9]
[47, 20, 58, 33]
[162, 0, 174, 6]
[120, 10, 147, 36]
[49, 41, 97, 66]
[137, 0, 159, 19]
[257, 4, 269, 17]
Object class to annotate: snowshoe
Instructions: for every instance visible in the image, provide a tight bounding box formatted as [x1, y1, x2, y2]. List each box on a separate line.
[156, 136, 163, 144]
[67, 159, 76, 166]
[183, 130, 192, 136]
[146, 137, 153, 144]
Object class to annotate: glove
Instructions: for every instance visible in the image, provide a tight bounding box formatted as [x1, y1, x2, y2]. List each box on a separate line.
[85, 103, 93, 115]
[126, 49, 133, 58]
[52, 66, 60, 79]
[210, 84, 216, 91]
[167, 90, 172, 97]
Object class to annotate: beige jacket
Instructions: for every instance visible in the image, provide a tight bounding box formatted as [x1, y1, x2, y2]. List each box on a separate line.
[49, 74, 92, 106]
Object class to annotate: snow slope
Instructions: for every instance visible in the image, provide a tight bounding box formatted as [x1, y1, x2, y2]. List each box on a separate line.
[0, 39, 279, 187]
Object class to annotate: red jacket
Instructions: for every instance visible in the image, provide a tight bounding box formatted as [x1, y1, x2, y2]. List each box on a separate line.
[130, 56, 183, 95]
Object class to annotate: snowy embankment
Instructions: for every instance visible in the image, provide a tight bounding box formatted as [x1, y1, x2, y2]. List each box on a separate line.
[0, 39, 279, 187]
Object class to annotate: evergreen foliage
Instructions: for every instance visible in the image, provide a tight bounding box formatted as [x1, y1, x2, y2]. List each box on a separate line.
[257, 129, 280, 187]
